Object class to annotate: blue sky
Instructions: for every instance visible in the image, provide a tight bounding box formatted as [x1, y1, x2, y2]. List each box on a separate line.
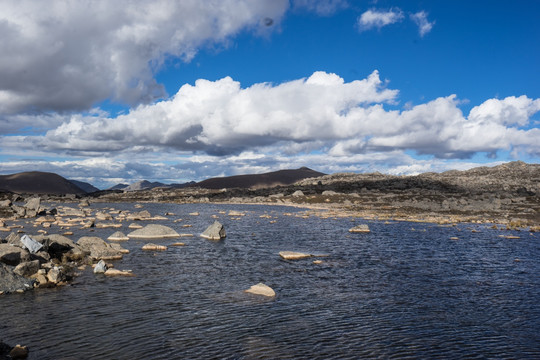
[0, 0, 539, 189]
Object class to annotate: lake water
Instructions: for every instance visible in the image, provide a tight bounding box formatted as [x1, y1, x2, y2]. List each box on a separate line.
[1, 203, 539, 359]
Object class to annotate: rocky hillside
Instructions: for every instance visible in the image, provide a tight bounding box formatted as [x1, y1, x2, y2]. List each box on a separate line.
[0, 172, 87, 195]
[194, 167, 325, 189]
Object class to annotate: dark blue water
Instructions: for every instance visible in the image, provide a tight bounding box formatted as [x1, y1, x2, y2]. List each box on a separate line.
[1, 203, 539, 359]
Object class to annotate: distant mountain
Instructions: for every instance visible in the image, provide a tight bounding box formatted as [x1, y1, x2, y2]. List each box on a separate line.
[69, 179, 99, 193]
[123, 180, 165, 192]
[193, 167, 326, 189]
[0, 171, 87, 195]
[108, 183, 129, 191]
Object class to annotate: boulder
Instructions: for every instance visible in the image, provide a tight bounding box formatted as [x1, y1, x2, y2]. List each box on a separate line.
[349, 224, 370, 233]
[20, 235, 43, 254]
[0, 244, 30, 266]
[292, 190, 304, 197]
[245, 283, 276, 297]
[0, 263, 34, 293]
[128, 224, 180, 239]
[24, 197, 41, 217]
[32, 234, 87, 261]
[109, 243, 129, 254]
[200, 221, 226, 240]
[279, 251, 312, 260]
[77, 236, 123, 260]
[127, 210, 151, 221]
[9, 344, 29, 359]
[93, 260, 108, 274]
[0, 199, 12, 207]
[107, 231, 129, 241]
[13, 260, 40, 277]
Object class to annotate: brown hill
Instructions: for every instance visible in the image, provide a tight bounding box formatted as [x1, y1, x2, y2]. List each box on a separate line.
[0, 171, 86, 195]
[194, 167, 326, 189]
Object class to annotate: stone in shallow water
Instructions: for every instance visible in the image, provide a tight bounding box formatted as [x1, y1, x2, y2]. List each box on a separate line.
[200, 221, 226, 240]
[349, 224, 370, 233]
[104, 268, 135, 277]
[279, 251, 312, 260]
[128, 224, 180, 239]
[107, 231, 129, 241]
[245, 283, 276, 297]
[142, 243, 167, 251]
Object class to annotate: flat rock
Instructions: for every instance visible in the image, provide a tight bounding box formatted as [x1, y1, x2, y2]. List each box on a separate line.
[142, 243, 167, 251]
[349, 224, 370, 233]
[107, 231, 129, 241]
[128, 224, 180, 239]
[279, 251, 312, 260]
[104, 268, 135, 277]
[245, 283, 276, 297]
[77, 236, 123, 260]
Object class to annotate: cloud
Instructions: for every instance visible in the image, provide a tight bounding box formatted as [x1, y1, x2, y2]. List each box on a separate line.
[2, 72, 539, 165]
[293, 0, 348, 16]
[0, 0, 289, 116]
[357, 8, 404, 31]
[410, 11, 435, 37]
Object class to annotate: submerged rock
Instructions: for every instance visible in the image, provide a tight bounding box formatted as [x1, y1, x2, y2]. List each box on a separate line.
[200, 221, 226, 240]
[127, 224, 180, 239]
[279, 251, 312, 260]
[245, 283, 276, 297]
[104, 268, 135, 277]
[107, 231, 129, 241]
[349, 224, 370, 233]
[142, 243, 167, 251]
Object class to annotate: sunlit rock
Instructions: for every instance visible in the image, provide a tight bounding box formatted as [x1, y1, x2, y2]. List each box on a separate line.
[128, 224, 180, 239]
[349, 224, 370, 233]
[200, 221, 226, 240]
[279, 251, 312, 260]
[107, 231, 129, 241]
[245, 283, 276, 297]
[142, 243, 167, 251]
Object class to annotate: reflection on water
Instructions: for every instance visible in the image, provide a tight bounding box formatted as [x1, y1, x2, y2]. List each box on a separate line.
[1, 203, 539, 359]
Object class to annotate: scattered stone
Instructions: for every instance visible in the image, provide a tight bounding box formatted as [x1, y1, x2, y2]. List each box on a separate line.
[313, 260, 324, 264]
[279, 251, 312, 260]
[104, 268, 135, 277]
[228, 210, 245, 217]
[107, 231, 129, 241]
[9, 344, 29, 359]
[189, 212, 200, 216]
[128, 223, 143, 229]
[128, 224, 180, 239]
[142, 243, 167, 251]
[93, 259, 108, 274]
[245, 283, 276, 297]
[14, 260, 40, 277]
[200, 221, 226, 240]
[349, 224, 370, 233]
[170, 242, 186, 246]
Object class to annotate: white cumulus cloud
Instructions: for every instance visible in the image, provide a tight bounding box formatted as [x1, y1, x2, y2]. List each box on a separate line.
[357, 8, 404, 31]
[410, 11, 435, 37]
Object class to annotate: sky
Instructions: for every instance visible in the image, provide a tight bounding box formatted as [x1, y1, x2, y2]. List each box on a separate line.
[0, 0, 539, 189]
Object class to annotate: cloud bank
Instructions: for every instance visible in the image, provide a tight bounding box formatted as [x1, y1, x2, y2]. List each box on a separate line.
[0, 0, 289, 115]
[3, 72, 539, 164]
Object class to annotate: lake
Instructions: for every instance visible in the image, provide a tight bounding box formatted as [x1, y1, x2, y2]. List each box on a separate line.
[1, 203, 539, 359]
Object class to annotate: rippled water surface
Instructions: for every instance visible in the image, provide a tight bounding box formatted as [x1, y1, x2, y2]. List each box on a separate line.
[1, 203, 539, 359]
